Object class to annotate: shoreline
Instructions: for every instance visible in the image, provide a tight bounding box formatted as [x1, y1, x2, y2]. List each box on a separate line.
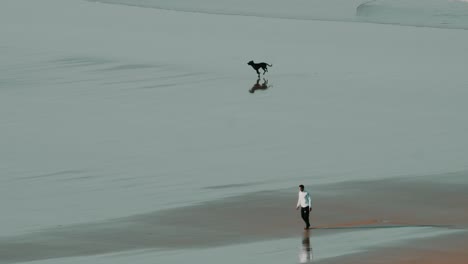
[1, 175, 466, 263]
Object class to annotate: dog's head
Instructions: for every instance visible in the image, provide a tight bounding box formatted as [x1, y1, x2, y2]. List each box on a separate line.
[247, 60, 254, 66]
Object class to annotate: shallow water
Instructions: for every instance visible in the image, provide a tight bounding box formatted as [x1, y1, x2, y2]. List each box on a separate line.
[1, 1, 468, 263]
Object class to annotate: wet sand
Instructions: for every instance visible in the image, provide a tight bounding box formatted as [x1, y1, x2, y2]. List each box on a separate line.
[318, 231, 468, 264]
[0, 173, 467, 263]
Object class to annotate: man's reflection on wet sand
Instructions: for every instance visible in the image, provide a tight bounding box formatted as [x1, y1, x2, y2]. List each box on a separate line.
[299, 230, 313, 263]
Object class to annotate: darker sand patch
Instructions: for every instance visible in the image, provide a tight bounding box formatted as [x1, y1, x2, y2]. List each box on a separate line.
[317, 231, 468, 264]
[15, 170, 87, 181]
[0, 176, 467, 263]
[51, 56, 114, 67]
[203, 182, 261, 189]
[99, 64, 160, 71]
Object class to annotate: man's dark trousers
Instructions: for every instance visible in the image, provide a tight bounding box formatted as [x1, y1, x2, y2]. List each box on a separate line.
[301, 206, 310, 228]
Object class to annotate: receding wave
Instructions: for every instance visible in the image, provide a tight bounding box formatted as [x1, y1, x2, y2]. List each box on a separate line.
[357, 0, 468, 29]
[88, 0, 370, 22]
[89, 0, 468, 29]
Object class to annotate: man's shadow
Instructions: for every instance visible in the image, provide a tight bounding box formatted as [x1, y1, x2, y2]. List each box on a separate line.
[249, 78, 271, 94]
[299, 230, 313, 263]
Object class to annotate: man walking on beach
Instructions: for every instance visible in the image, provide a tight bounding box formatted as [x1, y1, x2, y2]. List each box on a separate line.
[296, 184, 312, 229]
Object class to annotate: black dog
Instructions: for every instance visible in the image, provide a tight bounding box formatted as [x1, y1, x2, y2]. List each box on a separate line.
[247, 60, 272, 76]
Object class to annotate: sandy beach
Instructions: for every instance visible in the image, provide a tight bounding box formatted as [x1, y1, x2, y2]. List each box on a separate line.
[1, 173, 467, 263]
[1, 0, 468, 263]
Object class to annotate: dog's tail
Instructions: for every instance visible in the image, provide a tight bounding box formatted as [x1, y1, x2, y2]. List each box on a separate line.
[267, 64, 273, 67]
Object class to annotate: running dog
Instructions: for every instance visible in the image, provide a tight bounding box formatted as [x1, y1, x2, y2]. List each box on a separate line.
[247, 60, 272, 76]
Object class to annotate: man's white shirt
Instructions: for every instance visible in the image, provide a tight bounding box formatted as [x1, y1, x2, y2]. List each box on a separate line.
[297, 191, 311, 208]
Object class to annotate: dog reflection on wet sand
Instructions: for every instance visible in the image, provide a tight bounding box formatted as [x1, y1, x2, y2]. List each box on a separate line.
[249, 78, 270, 94]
